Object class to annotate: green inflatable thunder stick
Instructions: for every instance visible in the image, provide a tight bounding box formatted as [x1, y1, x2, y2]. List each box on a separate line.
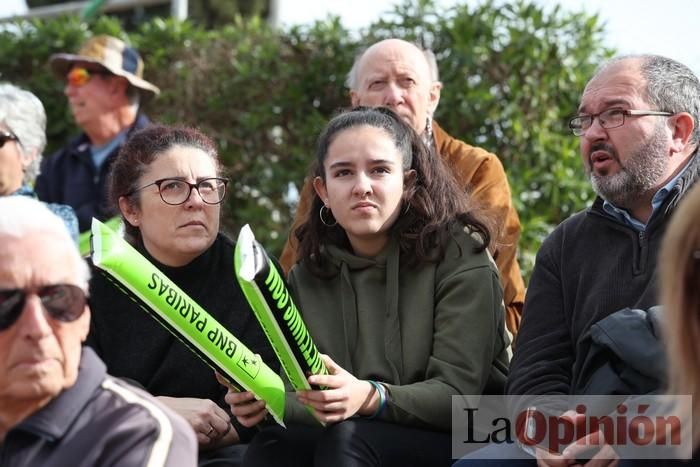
[234, 224, 328, 398]
[90, 218, 286, 425]
[79, 216, 121, 256]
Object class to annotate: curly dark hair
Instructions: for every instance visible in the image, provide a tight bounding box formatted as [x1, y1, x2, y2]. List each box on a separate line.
[108, 124, 221, 244]
[295, 106, 491, 275]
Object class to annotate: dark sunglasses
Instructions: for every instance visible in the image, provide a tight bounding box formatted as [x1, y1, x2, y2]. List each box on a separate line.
[66, 66, 112, 87]
[0, 130, 19, 149]
[0, 284, 87, 332]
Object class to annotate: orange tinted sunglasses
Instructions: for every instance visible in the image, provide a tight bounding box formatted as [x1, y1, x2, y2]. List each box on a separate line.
[66, 67, 110, 87]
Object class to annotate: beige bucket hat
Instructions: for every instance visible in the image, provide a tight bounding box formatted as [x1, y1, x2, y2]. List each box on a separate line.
[49, 35, 160, 102]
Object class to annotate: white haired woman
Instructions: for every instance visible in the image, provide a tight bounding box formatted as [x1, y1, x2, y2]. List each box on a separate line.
[0, 83, 78, 242]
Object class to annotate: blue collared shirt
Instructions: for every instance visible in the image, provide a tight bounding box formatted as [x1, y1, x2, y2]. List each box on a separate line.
[602, 161, 691, 231]
[91, 130, 128, 169]
[13, 185, 79, 244]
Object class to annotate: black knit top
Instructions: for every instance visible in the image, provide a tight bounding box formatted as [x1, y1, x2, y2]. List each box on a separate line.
[86, 233, 277, 441]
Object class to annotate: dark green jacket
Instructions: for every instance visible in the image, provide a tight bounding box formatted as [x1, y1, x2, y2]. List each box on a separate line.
[286, 228, 510, 431]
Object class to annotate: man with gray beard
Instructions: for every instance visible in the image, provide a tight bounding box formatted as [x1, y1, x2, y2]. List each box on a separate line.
[587, 117, 671, 215]
[502, 55, 700, 466]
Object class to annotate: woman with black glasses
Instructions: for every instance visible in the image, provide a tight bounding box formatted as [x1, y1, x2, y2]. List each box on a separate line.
[0, 83, 78, 243]
[86, 124, 276, 466]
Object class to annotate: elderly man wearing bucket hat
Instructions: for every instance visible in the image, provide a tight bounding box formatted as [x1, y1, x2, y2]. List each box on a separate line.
[35, 35, 159, 233]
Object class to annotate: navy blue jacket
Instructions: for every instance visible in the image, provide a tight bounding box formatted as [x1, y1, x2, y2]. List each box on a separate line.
[35, 114, 151, 232]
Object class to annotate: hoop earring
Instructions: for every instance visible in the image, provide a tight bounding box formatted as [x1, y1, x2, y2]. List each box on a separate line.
[425, 116, 433, 141]
[319, 205, 337, 227]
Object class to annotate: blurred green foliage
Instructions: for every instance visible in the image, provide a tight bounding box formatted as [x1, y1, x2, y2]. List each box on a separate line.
[0, 0, 612, 282]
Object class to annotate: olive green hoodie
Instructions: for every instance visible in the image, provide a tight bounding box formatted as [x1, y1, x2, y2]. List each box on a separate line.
[285, 227, 510, 431]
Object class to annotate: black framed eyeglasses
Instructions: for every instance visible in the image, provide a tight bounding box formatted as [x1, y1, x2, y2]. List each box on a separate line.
[0, 284, 87, 332]
[568, 109, 673, 136]
[125, 177, 229, 205]
[0, 130, 19, 149]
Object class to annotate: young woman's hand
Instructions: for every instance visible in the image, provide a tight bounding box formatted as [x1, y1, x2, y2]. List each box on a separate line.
[296, 354, 380, 423]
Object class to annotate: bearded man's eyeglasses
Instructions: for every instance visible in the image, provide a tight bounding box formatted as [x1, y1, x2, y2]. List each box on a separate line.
[568, 108, 673, 136]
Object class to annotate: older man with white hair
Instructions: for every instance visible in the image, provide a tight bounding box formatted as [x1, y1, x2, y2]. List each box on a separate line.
[0, 196, 196, 466]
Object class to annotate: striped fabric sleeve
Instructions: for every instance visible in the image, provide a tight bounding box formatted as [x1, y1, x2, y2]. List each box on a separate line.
[100, 378, 176, 467]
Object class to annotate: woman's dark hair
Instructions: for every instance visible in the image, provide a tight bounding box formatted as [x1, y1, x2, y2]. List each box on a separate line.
[108, 124, 220, 244]
[295, 106, 491, 274]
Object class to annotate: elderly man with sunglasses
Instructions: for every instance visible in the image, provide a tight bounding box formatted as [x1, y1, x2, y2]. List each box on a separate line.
[0, 196, 197, 466]
[35, 35, 159, 234]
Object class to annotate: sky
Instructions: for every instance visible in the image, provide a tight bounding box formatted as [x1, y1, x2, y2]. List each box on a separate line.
[4, 0, 699, 75]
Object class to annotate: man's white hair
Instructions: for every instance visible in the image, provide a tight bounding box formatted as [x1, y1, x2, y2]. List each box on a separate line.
[0, 196, 90, 287]
[345, 41, 440, 90]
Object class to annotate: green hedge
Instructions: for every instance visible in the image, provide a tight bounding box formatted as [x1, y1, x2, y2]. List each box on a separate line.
[0, 0, 612, 282]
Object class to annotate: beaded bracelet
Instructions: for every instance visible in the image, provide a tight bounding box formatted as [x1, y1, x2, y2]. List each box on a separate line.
[367, 380, 387, 419]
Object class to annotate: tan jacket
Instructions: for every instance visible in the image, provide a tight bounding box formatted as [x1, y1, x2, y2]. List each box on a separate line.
[280, 120, 525, 338]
